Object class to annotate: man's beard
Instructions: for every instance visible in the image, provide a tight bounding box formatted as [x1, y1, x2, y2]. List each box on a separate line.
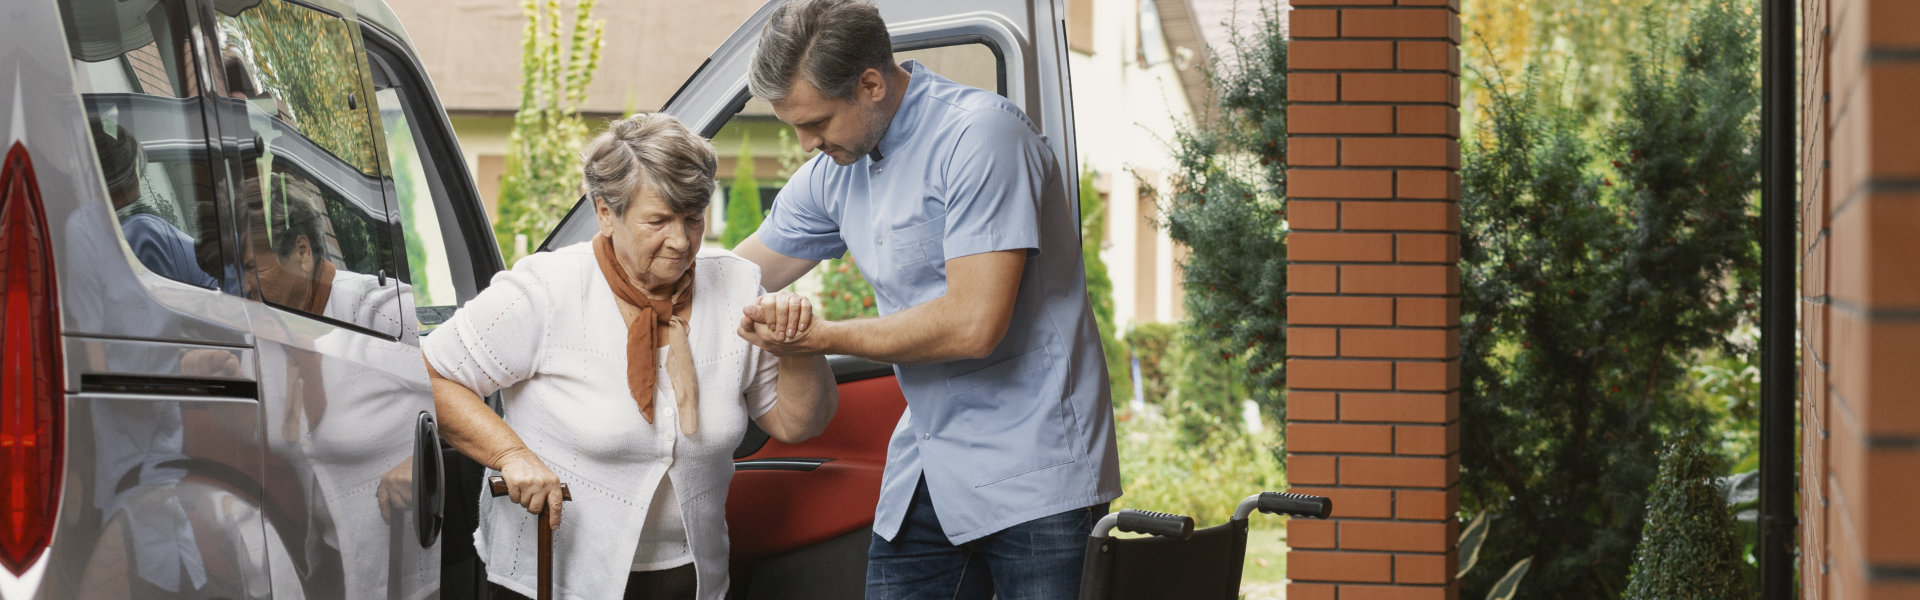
[829, 103, 891, 165]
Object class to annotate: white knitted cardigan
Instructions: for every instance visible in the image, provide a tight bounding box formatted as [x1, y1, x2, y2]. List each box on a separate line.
[424, 243, 779, 600]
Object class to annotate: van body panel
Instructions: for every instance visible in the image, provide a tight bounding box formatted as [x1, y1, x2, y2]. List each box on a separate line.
[28, 394, 274, 599]
[61, 336, 254, 393]
[242, 298, 437, 599]
[6, 0, 446, 597]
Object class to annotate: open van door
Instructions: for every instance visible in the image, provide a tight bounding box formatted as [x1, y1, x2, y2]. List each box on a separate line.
[536, 1, 1080, 597]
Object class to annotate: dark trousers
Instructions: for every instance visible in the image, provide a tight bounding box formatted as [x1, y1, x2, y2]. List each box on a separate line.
[866, 476, 1107, 600]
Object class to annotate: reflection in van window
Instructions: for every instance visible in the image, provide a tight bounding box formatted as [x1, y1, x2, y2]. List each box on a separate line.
[219, 0, 406, 338]
[216, 0, 384, 177]
[61, 0, 234, 293]
[376, 87, 456, 316]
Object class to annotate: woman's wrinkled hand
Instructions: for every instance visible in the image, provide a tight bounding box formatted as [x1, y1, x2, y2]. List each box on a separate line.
[745, 291, 813, 342]
[376, 456, 413, 524]
[498, 449, 565, 529]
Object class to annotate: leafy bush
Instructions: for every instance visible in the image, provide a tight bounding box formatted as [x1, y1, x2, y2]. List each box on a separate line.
[1456, 2, 1760, 597]
[1080, 170, 1131, 406]
[1167, 328, 1249, 444]
[1158, 1, 1289, 419]
[815, 255, 877, 321]
[722, 133, 764, 249]
[1113, 399, 1283, 526]
[494, 0, 604, 264]
[1123, 323, 1179, 404]
[1623, 434, 1753, 599]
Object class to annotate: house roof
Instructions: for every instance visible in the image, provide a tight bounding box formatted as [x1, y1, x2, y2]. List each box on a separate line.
[1189, 0, 1287, 59]
[1169, 0, 1290, 119]
[385, 0, 760, 115]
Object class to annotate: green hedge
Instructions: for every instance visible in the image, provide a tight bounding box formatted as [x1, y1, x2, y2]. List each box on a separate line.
[1623, 434, 1752, 599]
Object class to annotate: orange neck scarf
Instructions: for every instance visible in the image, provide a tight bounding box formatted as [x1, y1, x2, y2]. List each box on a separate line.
[302, 259, 337, 315]
[592, 233, 701, 435]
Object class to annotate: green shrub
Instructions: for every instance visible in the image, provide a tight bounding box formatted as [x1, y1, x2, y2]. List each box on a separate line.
[1167, 328, 1249, 445]
[1123, 323, 1179, 404]
[1623, 434, 1753, 600]
[1113, 399, 1283, 526]
[494, 0, 604, 264]
[1158, 1, 1289, 420]
[1079, 169, 1131, 406]
[1456, 2, 1760, 597]
[815, 255, 877, 321]
[722, 133, 763, 249]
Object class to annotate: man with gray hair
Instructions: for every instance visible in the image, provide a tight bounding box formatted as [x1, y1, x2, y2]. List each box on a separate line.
[730, 0, 1120, 598]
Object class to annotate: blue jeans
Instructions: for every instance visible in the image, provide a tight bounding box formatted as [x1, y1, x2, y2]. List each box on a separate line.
[867, 477, 1106, 600]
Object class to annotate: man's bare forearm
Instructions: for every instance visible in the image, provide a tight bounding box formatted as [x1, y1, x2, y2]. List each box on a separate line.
[745, 250, 1026, 364]
[813, 294, 1004, 364]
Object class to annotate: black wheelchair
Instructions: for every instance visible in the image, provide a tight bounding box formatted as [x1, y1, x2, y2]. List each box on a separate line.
[1078, 491, 1333, 600]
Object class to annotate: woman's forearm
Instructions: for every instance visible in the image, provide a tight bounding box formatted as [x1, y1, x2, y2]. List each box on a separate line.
[764, 354, 838, 443]
[427, 357, 534, 470]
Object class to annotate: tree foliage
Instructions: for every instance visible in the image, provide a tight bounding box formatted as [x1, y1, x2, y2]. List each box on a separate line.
[1124, 322, 1179, 405]
[1160, 1, 1288, 419]
[816, 256, 877, 321]
[229, 1, 381, 175]
[494, 0, 604, 264]
[723, 133, 764, 249]
[1623, 434, 1753, 600]
[1461, 0, 1707, 134]
[1456, 2, 1760, 597]
[1168, 326, 1249, 443]
[1079, 170, 1130, 406]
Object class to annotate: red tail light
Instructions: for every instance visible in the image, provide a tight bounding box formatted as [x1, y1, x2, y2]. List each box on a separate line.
[0, 141, 62, 576]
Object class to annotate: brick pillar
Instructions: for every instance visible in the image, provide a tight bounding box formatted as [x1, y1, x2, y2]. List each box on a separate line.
[1801, 0, 1920, 597]
[1283, 1, 1462, 598]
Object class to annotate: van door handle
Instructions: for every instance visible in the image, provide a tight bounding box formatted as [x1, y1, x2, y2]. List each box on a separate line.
[413, 410, 445, 547]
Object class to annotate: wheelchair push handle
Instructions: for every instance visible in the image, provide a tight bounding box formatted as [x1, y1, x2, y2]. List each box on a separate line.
[1093, 509, 1197, 540]
[1235, 491, 1333, 521]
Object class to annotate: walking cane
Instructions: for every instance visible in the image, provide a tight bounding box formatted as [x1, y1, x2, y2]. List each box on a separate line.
[489, 476, 572, 600]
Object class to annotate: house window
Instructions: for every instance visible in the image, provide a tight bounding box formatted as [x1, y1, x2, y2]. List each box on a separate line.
[1137, 0, 1171, 68]
[1068, 0, 1095, 55]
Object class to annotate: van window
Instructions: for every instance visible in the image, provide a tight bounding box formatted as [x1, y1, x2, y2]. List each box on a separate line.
[216, 0, 406, 338]
[365, 47, 485, 334]
[59, 0, 233, 293]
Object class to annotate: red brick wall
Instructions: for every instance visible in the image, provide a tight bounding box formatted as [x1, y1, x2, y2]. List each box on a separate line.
[1801, 0, 1920, 597]
[1284, 0, 1463, 597]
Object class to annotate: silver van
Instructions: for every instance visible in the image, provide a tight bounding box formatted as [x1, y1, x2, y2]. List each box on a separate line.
[0, 0, 1078, 597]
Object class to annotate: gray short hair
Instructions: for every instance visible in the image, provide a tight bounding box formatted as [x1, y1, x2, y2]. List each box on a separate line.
[88, 118, 144, 198]
[582, 113, 717, 216]
[749, 0, 895, 102]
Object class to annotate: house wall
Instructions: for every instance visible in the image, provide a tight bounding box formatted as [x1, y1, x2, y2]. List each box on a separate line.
[1066, 0, 1200, 328]
[1799, 0, 1920, 597]
[1282, 0, 1464, 597]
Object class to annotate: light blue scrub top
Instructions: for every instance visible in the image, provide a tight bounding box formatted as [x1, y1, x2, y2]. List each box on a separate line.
[758, 61, 1122, 544]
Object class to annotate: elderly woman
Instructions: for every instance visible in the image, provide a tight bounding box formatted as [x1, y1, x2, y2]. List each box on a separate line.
[423, 113, 837, 600]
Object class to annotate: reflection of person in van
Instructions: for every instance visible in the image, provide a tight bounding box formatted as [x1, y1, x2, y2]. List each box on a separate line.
[248, 193, 335, 312]
[423, 113, 839, 600]
[88, 117, 222, 290]
[245, 179, 433, 598]
[248, 181, 409, 334]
